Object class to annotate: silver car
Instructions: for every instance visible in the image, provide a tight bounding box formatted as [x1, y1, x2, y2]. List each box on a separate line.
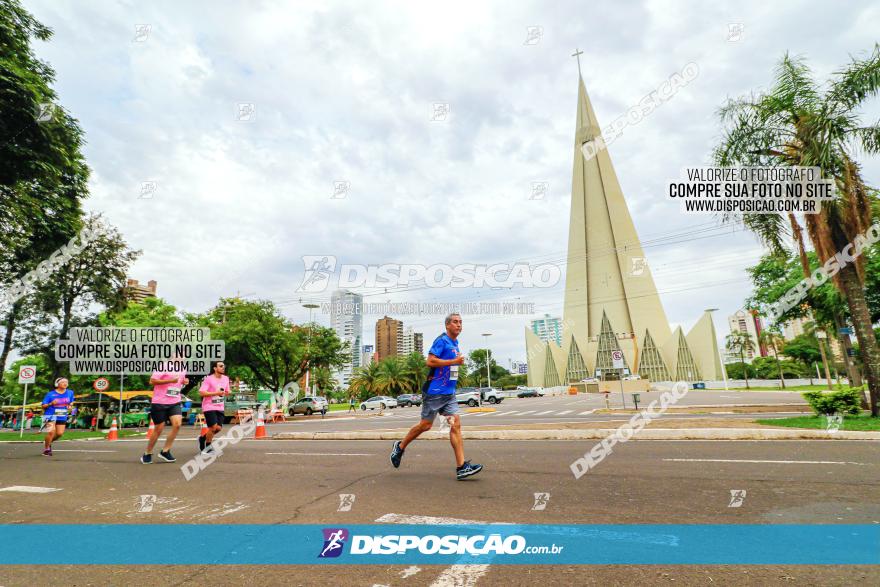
[289, 396, 329, 416]
[359, 396, 398, 410]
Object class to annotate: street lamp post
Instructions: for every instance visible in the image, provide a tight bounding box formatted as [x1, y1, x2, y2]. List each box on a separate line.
[705, 308, 729, 391]
[303, 303, 319, 396]
[481, 333, 493, 390]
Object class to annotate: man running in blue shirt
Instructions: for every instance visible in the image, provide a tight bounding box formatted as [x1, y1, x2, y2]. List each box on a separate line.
[390, 313, 483, 480]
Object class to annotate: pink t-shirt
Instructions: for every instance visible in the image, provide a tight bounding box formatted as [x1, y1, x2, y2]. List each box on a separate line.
[199, 374, 230, 412]
[151, 369, 187, 405]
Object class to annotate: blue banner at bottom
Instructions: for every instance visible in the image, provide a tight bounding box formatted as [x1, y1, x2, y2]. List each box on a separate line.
[0, 524, 877, 565]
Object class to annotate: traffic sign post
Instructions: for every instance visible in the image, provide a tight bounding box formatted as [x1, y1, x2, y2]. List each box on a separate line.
[18, 365, 37, 438]
[611, 350, 625, 409]
[93, 377, 110, 429]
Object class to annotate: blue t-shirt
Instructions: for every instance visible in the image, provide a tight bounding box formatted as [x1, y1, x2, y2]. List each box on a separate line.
[426, 334, 461, 395]
[42, 389, 75, 420]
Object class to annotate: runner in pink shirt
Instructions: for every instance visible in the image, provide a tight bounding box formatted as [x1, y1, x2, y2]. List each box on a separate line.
[199, 361, 230, 453]
[141, 362, 188, 465]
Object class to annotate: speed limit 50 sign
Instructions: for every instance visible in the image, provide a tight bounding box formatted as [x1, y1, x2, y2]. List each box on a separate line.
[93, 377, 110, 392]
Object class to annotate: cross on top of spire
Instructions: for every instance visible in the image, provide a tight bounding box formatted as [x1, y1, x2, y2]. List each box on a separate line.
[571, 48, 584, 77]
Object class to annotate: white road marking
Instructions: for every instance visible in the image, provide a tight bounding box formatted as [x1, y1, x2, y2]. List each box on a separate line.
[517, 410, 535, 415]
[534, 410, 555, 415]
[0, 485, 62, 493]
[579, 410, 596, 415]
[376, 513, 505, 587]
[663, 458, 869, 465]
[266, 452, 374, 456]
[431, 565, 490, 587]
[557, 410, 573, 415]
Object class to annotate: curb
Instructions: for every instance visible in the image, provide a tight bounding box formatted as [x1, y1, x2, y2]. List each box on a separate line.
[272, 428, 880, 441]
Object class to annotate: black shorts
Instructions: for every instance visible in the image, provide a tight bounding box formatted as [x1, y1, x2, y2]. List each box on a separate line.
[203, 410, 224, 427]
[149, 403, 182, 425]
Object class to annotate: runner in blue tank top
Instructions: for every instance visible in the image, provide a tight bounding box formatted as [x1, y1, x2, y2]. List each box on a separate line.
[41, 378, 75, 456]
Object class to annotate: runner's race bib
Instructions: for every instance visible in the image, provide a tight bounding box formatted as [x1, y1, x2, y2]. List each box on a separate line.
[55, 408, 68, 416]
[450, 366, 459, 381]
[166, 386, 181, 397]
[212, 396, 223, 404]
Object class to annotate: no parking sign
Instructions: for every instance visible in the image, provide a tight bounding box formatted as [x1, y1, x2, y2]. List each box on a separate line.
[18, 365, 36, 384]
[611, 350, 624, 369]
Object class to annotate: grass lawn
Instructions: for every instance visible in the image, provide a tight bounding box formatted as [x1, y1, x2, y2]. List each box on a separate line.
[756, 413, 880, 431]
[0, 429, 144, 442]
[706, 384, 851, 392]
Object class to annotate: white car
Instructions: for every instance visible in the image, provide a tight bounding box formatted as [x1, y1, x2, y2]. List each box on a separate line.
[359, 396, 398, 410]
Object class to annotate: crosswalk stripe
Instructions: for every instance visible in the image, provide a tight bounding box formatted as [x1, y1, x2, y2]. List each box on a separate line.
[557, 410, 573, 415]
[579, 410, 595, 415]
[535, 410, 555, 415]
[517, 410, 535, 415]
[496, 411, 516, 416]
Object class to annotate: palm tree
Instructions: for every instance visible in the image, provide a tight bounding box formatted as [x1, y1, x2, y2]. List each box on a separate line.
[376, 357, 409, 396]
[714, 47, 880, 415]
[402, 352, 429, 393]
[758, 328, 787, 388]
[349, 362, 381, 400]
[803, 320, 835, 389]
[726, 332, 756, 389]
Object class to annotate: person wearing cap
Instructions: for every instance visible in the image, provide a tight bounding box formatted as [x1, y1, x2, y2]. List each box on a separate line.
[41, 378, 75, 456]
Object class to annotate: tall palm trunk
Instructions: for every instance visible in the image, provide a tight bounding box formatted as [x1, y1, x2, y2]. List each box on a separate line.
[837, 264, 880, 416]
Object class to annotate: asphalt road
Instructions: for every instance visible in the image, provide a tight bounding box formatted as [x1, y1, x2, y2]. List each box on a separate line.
[1, 434, 877, 586]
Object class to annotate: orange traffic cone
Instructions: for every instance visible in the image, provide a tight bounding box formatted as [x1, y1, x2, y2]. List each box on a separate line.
[254, 409, 267, 439]
[107, 418, 118, 441]
[199, 418, 208, 437]
[148, 420, 156, 435]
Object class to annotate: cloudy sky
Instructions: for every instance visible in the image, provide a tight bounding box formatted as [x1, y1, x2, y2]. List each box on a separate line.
[25, 0, 880, 367]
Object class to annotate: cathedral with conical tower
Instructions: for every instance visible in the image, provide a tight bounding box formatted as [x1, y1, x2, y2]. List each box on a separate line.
[525, 72, 724, 386]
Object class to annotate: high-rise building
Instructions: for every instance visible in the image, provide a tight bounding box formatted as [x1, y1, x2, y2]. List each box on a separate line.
[530, 314, 563, 346]
[781, 316, 808, 341]
[376, 316, 402, 361]
[124, 279, 157, 303]
[398, 327, 425, 357]
[330, 290, 363, 388]
[727, 309, 765, 362]
[524, 74, 722, 385]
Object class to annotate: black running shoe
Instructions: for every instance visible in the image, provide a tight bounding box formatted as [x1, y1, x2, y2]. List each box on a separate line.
[140, 453, 152, 464]
[204, 443, 214, 454]
[158, 449, 176, 463]
[198, 436, 206, 451]
[456, 460, 483, 480]
[390, 441, 404, 468]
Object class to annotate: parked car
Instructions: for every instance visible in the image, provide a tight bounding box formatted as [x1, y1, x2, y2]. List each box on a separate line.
[516, 388, 539, 398]
[477, 387, 504, 404]
[360, 396, 398, 410]
[455, 388, 481, 407]
[224, 393, 263, 423]
[289, 396, 329, 416]
[397, 394, 422, 407]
